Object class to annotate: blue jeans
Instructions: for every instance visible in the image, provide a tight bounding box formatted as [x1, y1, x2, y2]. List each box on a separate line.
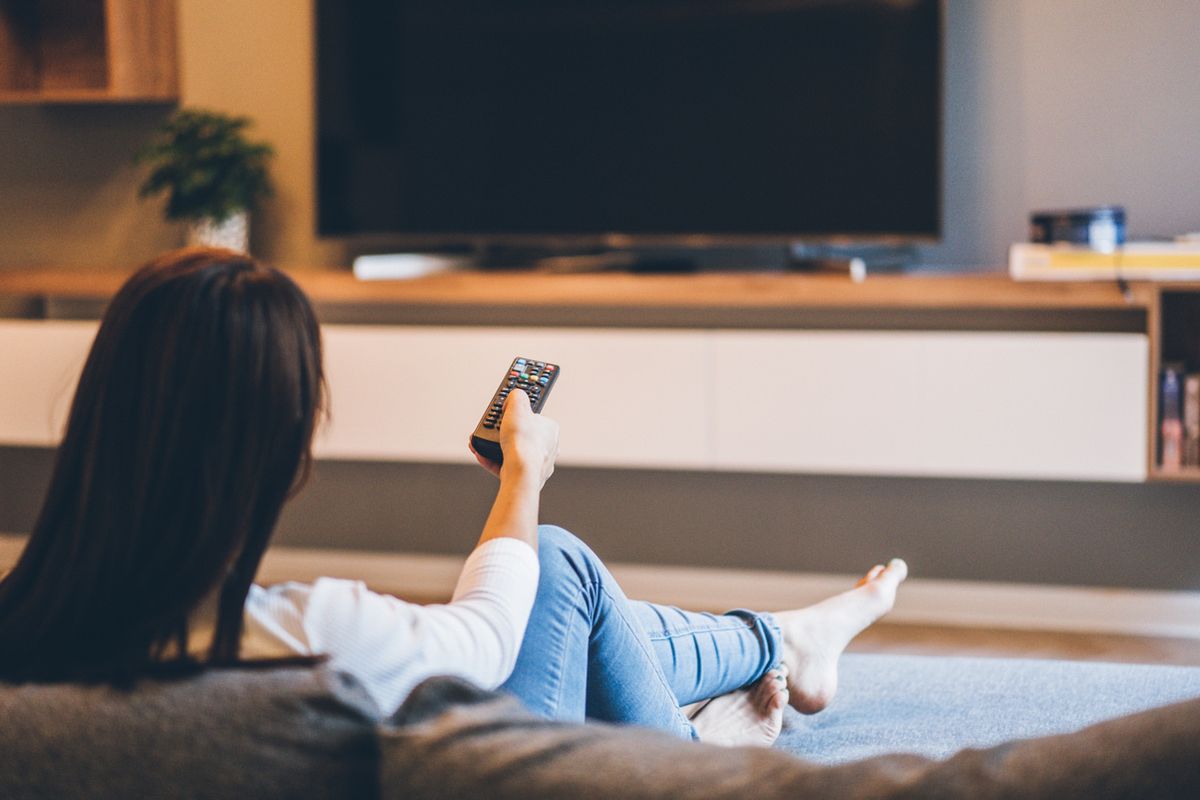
[501, 526, 783, 739]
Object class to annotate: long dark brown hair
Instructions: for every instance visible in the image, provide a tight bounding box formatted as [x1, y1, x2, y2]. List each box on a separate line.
[0, 248, 324, 682]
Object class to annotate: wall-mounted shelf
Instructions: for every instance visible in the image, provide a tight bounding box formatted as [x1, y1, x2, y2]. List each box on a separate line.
[0, 89, 176, 105]
[0, 0, 177, 104]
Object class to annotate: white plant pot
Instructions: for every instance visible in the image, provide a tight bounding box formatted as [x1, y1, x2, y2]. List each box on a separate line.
[187, 211, 250, 253]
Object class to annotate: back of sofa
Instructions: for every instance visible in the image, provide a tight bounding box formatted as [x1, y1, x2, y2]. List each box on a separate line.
[0, 665, 381, 800]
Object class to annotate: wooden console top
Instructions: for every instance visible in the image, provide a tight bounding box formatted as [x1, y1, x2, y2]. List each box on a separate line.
[0, 268, 1161, 311]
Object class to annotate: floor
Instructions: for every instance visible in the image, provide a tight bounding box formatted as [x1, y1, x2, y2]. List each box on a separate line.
[850, 622, 1200, 666]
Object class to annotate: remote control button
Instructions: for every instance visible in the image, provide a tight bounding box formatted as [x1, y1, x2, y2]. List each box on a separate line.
[545, 365, 556, 371]
[539, 377, 549, 385]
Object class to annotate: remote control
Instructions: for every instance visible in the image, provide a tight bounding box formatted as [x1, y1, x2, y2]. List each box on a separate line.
[470, 357, 560, 465]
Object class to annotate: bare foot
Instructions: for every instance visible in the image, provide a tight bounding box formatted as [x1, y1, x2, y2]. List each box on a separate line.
[689, 665, 789, 747]
[776, 558, 908, 714]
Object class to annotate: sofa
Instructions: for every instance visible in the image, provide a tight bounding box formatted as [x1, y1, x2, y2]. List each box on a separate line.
[2, 654, 1198, 799]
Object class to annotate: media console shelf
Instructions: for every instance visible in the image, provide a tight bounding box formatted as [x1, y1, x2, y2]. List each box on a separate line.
[1152, 287, 1200, 482]
[0, 269, 1195, 484]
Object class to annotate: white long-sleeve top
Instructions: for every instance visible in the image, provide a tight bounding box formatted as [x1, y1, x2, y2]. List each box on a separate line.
[236, 537, 540, 716]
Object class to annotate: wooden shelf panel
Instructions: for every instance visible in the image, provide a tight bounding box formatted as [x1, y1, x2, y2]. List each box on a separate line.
[1148, 468, 1200, 484]
[0, 89, 176, 104]
[0, 268, 1168, 312]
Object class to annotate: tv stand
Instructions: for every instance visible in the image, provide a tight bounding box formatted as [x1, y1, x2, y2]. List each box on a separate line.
[787, 244, 918, 282]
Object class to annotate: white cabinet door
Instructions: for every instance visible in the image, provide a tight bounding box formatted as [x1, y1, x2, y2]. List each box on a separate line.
[0, 320, 96, 446]
[712, 331, 1148, 482]
[0, 321, 1149, 481]
[317, 326, 711, 468]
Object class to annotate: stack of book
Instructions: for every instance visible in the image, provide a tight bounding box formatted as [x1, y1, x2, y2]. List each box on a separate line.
[1160, 364, 1200, 471]
[1011, 242, 1200, 281]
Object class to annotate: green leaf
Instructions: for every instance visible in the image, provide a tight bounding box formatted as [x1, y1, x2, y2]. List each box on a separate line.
[133, 107, 276, 221]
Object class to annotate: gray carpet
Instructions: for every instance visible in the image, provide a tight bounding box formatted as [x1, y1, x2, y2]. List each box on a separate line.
[775, 653, 1200, 763]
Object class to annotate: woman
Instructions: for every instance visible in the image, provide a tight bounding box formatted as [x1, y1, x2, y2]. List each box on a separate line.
[0, 248, 906, 747]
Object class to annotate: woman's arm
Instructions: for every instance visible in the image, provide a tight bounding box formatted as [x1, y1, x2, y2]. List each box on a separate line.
[241, 390, 561, 714]
[470, 389, 560, 552]
[241, 391, 560, 714]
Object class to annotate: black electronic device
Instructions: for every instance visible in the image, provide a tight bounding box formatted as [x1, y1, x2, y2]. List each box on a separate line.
[1029, 206, 1126, 250]
[470, 357, 560, 465]
[316, 0, 942, 245]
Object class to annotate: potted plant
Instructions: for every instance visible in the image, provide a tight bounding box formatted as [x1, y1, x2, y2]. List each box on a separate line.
[136, 109, 274, 253]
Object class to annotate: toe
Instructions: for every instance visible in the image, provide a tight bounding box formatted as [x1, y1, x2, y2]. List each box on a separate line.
[882, 557, 909, 583]
[856, 564, 885, 587]
[755, 670, 786, 707]
[770, 684, 788, 711]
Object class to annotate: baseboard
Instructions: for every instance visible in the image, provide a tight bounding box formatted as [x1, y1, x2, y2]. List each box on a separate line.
[3, 535, 1198, 639]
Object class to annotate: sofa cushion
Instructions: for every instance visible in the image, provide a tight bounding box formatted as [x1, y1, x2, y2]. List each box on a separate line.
[381, 670, 1200, 800]
[0, 665, 381, 800]
[1, 654, 1198, 799]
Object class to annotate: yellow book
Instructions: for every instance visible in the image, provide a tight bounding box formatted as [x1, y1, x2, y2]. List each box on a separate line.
[1010, 242, 1200, 281]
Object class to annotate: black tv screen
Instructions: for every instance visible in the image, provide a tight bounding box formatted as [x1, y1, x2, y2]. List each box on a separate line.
[317, 0, 941, 242]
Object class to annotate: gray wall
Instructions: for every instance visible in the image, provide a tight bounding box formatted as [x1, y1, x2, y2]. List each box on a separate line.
[1, 1, 1199, 271]
[922, 0, 1200, 269]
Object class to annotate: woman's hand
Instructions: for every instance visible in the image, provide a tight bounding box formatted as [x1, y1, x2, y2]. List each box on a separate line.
[469, 389, 559, 489]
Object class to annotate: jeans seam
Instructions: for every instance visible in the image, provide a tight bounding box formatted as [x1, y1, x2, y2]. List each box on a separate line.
[643, 622, 755, 642]
[548, 582, 586, 719]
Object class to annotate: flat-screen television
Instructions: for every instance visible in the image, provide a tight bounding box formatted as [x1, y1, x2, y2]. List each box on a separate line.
[317, 0, 941, 245]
